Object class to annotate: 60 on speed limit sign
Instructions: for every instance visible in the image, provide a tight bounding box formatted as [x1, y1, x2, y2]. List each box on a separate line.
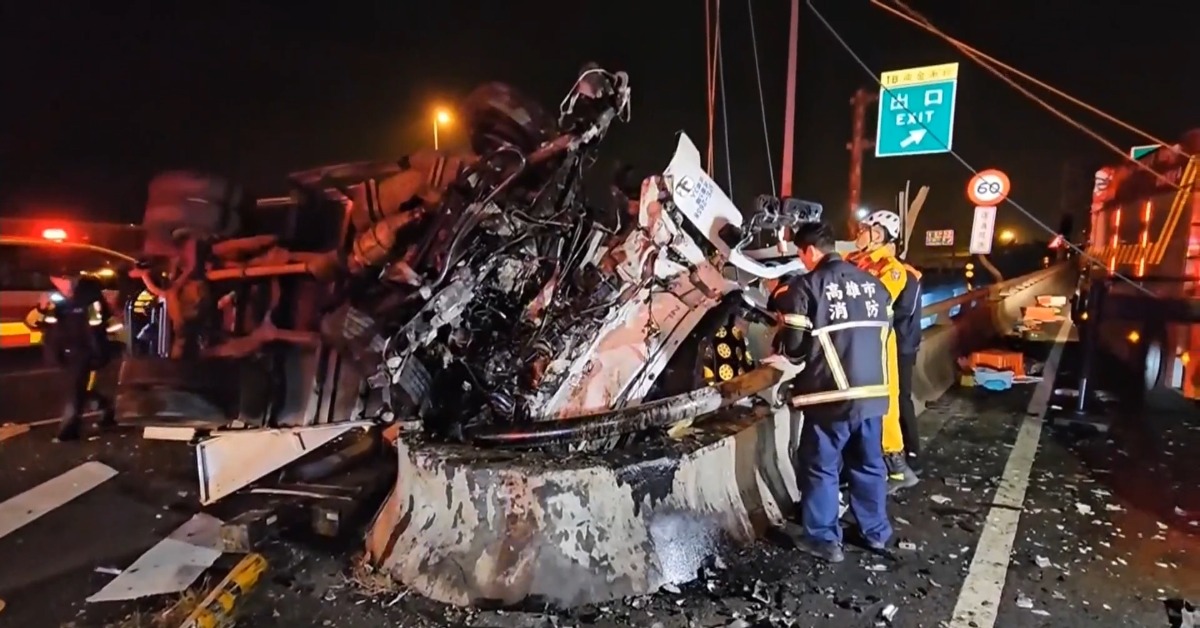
[966, 169, 1011, 206]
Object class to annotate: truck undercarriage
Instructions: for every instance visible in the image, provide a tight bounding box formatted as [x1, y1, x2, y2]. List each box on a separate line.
[115, 66, 818, 509]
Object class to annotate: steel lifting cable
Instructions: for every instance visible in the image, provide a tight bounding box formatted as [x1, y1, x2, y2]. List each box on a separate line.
[875, 0, 1181, 155]
[747, 0, 777, 196]
[804, 0, 1162, 299]
[705, 0, 715, 175]
[716, 0, 735, 195]
[878, 0, 1182, 190]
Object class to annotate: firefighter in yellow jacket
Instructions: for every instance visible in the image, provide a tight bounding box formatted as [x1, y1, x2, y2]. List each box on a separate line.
[848, 210, 919, 493]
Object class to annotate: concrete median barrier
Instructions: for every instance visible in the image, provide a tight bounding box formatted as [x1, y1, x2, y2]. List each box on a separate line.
[910, 264, 1076, 411]
[366, 404, 800, 607]
[365, 265, 1077, 608]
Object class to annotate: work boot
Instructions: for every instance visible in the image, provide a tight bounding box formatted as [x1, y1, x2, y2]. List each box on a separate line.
[886, 452, 920, 494]
[53, 426, 81, 443]
[53, 410, 83, 442]
[793, 536, 845, 564]
[865, 539, 899, 561]
[98, 409, 118, 430]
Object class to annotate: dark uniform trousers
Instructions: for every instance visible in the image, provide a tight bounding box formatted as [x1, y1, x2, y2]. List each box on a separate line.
[897, 353, 919, 456]
[60, 355, 114, 440]
[44, 292, 115, 440]
[893, 266, 923, 457]
[770, 253, 894, 548]
[797, 412, 890, 545]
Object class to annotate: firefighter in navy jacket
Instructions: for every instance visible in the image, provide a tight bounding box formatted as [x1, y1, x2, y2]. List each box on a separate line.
[767, 221, 893, 563]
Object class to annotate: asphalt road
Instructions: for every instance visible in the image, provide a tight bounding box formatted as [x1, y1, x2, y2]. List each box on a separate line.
[1, 326, 1197, 628]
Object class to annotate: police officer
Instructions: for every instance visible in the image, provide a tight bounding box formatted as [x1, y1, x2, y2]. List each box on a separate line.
[893, 261, 924, 461]
[769, 221, 892, 563]
[42, 275, 117, 442]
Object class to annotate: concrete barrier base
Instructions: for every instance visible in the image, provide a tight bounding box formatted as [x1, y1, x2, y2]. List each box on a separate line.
[365, 404, 802, 608]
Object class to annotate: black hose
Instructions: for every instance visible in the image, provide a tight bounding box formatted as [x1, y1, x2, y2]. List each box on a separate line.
[466, 366, 783, 448]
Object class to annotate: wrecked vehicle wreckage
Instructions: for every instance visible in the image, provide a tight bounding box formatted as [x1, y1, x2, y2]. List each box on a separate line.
[115, 66, 828, 603]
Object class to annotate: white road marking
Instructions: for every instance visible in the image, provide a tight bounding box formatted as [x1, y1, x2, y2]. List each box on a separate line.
[0, 367, 58, 378]
[947, 319, 1073, 628]
[87, 512, 224, 603]
[0, 461, 118, 540]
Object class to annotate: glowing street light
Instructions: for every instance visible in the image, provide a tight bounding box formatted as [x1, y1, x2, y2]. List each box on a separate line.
[998, 229, 1016, 244]
[855, 207, 870, 220]
[433, 109, 452, 150]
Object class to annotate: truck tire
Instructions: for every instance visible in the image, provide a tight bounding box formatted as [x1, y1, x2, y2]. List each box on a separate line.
[1142, 338, 1166, 392]
[1137, 324, 1166, 393]
[1133, 323, 1170, 410]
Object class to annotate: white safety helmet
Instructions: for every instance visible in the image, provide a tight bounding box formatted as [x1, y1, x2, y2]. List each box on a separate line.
[862, 210, 902, 242]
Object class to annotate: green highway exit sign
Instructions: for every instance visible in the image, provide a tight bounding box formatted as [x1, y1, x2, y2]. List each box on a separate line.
[875, 62, 959, 158]
[1130, 144, 1160, 160]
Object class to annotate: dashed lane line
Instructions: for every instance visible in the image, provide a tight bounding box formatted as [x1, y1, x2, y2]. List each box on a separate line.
[0, 461, 118, 540]
[947, 319, 1073, 628]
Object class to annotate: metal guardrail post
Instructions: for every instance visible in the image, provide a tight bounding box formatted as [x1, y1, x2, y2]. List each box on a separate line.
[1074, 278, 1106, 413]
[155, 300, 171, 358]
[124, 298, 137, 355]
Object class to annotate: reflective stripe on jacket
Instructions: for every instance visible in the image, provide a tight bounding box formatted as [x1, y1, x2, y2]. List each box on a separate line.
[769, 254, 893, 422]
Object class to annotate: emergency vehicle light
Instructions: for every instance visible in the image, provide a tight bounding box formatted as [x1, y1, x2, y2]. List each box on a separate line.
[42, 228, 67, 241]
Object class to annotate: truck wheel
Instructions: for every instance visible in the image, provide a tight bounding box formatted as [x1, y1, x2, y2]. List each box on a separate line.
[646, 301, 751, 401]
[1143, 339, 1165, 392]
[1133, 324, 1171, 410]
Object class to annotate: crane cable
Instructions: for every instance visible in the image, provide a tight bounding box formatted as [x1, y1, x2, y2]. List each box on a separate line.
[705, 0, 720, 176]
[876, 0, 1182, 156]
[878, 0, 1183, 191]
[804, 0, 1160, 299]
[747, 0, 777, 196]
[716, 0, 735, 195]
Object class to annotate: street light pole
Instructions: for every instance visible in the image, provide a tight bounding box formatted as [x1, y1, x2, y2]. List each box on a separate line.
[847, 88, 877, 236]
[433, 109, 451, 150]
[780, 0, 800, 197]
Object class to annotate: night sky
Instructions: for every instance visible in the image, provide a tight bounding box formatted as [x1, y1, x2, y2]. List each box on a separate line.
[2, 0, 1195, 243]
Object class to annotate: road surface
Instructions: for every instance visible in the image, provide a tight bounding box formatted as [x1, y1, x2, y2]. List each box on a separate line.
[0, 324, 1196, 627]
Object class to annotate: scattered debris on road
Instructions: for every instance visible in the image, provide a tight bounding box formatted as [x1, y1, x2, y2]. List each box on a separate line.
[0, 418, 59, 443]
[87, 513, 224, 603]
[178, 553, 268, 628]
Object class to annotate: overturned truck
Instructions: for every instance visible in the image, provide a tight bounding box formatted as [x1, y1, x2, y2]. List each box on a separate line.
[117, 66, 825, 604]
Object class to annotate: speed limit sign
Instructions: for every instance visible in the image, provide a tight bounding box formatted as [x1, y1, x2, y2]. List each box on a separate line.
[966, 169, 1011, 206]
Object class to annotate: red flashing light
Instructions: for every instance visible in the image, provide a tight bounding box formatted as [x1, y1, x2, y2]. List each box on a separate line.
[42, 228, 67, 241]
